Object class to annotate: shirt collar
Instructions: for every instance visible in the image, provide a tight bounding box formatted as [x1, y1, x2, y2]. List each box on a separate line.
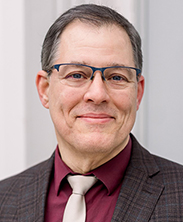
[54, 137, 132, 196]
[54, 147, 73, 195]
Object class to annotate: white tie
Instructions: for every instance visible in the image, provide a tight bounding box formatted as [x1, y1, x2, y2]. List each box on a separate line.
[63, 175, 97, 222]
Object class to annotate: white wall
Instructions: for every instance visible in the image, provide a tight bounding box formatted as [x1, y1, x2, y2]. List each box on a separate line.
[0, 0, 26, 179]
[146, 0, 183, 164]
[0, 0, 183, 180]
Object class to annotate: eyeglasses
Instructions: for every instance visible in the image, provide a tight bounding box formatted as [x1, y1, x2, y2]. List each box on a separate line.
[48, 63, 141, 89]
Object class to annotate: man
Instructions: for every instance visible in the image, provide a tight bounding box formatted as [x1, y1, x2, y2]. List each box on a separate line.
[0, 4, 183, 222]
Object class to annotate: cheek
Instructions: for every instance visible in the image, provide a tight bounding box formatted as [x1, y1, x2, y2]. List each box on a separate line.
[49, 85, 84, 121]
[61, 88, 85, 112]
[113, 89, 137, 115]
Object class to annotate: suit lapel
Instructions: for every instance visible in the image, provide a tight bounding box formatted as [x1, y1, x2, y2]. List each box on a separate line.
[18, 154, 54, 222]
[111, 135, 164, 222]
[16, 136, 164, 221]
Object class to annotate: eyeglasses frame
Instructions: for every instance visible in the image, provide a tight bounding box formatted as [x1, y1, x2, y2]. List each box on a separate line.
[48, 63, 141, 81]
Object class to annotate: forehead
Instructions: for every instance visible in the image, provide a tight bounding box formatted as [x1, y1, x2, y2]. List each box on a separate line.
[56, 20, 134, 66]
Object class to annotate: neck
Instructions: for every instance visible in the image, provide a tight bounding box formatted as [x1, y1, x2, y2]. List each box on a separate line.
[58, 136, 129, 174]
[60, 151, 110, 174]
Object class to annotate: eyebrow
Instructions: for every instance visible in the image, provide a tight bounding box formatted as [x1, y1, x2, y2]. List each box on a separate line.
[68, 61, 135, 79]
[70, 61, 127, 67]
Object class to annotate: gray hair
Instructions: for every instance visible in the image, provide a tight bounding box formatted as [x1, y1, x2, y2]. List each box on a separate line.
[41, 4, 143, 73]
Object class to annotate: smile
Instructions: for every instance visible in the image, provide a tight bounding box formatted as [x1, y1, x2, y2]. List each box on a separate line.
[77, 113, 115, 124]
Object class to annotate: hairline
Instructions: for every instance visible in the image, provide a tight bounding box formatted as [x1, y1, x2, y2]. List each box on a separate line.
[41, 4, 143, 74]
[50, 19, 137, 70]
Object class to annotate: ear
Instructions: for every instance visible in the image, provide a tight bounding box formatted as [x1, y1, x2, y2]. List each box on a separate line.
[136, 75, 145, 110]
[36, 70, 50, 109]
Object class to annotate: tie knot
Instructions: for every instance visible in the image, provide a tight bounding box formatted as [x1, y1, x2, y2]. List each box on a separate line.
[67, 175, 97, 195]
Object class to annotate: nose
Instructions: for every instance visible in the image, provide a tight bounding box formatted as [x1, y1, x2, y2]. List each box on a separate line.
[83, 72, 110, 104]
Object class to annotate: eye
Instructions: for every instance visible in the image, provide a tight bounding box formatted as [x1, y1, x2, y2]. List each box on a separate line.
[72, 73, 83, 79]
[109, 74, 128, 82]
[112, 75, 123, 81]
[65, 72, 87, 80]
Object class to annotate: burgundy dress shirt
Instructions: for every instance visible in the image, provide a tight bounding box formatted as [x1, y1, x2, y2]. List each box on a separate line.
[45, 138, 132, 222]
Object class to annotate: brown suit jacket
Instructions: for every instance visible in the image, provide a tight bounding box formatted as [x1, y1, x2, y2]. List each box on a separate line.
[1, 134, 183, 221]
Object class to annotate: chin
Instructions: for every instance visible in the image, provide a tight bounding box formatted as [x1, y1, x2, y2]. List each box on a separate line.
[73, 133, 120, 154]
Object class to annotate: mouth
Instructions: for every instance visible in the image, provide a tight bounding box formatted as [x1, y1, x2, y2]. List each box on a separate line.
[77, 113, 115, 124]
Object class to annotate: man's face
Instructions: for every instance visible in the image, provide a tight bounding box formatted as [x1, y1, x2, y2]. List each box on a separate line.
[37, 20, 144, 166]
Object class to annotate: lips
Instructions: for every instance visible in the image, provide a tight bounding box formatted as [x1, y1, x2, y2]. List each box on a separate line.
[77, 113, 114, 123]
[79, 113, 113, 118]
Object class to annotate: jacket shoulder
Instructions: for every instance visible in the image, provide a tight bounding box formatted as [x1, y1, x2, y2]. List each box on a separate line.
[0, 153, 54, 220]
[0, 154, 53, 186]
[131, 134, 183, 176]
[152, 153, 183, 182]
[127, 135, 183, 221]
